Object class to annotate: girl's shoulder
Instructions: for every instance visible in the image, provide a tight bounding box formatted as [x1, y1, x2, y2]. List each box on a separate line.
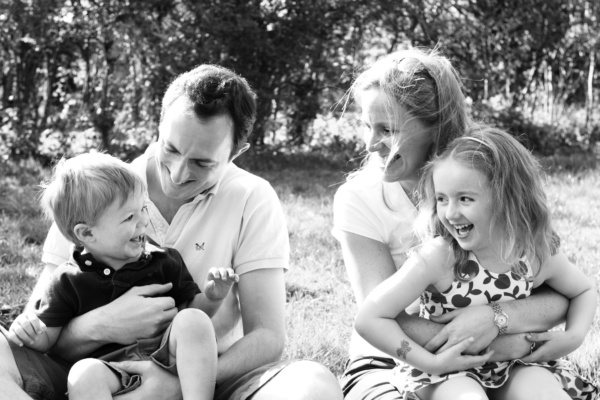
[414, 236, 454, 271]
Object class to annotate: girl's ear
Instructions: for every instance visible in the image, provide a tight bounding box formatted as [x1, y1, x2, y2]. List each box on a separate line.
[73, 223, 95, 244]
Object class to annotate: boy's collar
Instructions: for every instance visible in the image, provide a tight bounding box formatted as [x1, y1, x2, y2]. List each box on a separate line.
[70, 241, 164, 275]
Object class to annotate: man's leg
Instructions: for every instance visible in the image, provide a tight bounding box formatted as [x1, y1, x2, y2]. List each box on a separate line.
[0, 333, 31, 400]
[252, 360, 342, 400]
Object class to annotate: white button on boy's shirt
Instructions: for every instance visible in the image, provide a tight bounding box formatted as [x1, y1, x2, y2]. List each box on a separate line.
[85, 260, 92, 266]
[103, 268, 110, 276]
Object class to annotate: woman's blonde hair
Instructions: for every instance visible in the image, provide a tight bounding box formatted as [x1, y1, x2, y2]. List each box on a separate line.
[40, 152, 146, 246]
[417, 124, 559, 280]
[346, 47, 471, 171]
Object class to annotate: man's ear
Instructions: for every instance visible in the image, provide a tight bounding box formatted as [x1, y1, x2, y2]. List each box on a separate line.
[231, 143, 250, 162]
[73, 223, 95, 244]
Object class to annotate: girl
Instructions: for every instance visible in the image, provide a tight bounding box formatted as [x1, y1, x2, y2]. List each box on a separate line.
[355, 125, 598, 399]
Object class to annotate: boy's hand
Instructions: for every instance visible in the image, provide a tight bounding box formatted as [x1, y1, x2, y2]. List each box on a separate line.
[204, 268, 239, 302]
[7, 312, 46, 347]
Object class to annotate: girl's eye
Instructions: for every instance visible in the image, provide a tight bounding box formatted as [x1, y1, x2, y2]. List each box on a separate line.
[436, 196, 446, 203]
[460, 196, 473, 202]
[124, 215, 133, 222]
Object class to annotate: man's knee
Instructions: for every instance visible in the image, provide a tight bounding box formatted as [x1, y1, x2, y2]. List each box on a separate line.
[255, 360, 342, 400]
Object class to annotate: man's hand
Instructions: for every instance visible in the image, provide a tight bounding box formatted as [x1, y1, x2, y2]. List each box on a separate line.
[425, 305, 497, 355]
[93, 283, 178, 345]
[521, 331, 581, 363]
[111, 360, 182, 400]
[204, 268, 239, 302]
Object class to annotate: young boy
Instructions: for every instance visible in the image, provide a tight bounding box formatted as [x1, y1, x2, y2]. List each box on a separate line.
[7, 152, 238, 400]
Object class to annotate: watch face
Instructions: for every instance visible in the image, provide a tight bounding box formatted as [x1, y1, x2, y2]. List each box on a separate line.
[496, 315, 508, 326]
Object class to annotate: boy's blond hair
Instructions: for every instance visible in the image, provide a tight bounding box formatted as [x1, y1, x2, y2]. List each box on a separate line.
[40, 152, 146, 246]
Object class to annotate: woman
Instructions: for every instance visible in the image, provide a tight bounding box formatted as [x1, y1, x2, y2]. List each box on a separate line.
[332, 48, 569, 400]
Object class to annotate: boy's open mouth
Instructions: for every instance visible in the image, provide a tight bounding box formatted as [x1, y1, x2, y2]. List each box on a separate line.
[130, 234, 145, 243]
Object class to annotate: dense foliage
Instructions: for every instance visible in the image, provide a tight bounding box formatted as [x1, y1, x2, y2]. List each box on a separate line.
[1, 0, 599, 161]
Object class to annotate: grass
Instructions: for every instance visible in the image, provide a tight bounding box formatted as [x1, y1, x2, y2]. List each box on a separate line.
[0, 154, 598, 389]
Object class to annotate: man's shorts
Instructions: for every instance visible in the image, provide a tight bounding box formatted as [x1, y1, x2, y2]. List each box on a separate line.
[0, 326, 71, 400]
[2, 325, 295, 400]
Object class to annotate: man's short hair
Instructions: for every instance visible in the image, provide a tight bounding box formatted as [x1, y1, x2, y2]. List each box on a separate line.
[40, 152, 146, 246]
[160, 64, 257, 157]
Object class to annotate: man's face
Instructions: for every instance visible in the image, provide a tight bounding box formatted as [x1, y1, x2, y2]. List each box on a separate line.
[157, 97, 235, 201]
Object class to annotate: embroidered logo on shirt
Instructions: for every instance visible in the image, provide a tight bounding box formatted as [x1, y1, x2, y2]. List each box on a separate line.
[195, 242, 205, 251]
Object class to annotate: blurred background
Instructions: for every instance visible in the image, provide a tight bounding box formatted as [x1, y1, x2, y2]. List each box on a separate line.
[1, 0, 599, 167]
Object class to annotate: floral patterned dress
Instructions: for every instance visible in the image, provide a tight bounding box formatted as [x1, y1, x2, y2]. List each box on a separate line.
[391, 254, 598, 400]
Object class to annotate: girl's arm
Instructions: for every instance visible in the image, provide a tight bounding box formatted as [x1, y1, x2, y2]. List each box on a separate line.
[354, 241, 493, 375]
[338, 231, 444, 346]
[524, 252, 597, 361]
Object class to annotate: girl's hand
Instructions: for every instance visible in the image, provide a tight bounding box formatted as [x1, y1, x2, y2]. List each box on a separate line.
[204, 267, 239, 302]
[520, 331, 582, 363]
[428, 337, 494, 375]
[7, 312, 46, 347]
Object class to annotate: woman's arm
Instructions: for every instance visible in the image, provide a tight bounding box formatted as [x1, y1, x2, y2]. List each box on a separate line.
[424, 285, 569, 354]
[519, 252, 597, 362]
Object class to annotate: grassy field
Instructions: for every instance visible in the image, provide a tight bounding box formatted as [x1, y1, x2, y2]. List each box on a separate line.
[0, 155, 598, 388]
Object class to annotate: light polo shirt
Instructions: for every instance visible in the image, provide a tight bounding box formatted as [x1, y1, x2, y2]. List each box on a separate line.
[42, 143, 290, 354]
[332, 166, 418, 359]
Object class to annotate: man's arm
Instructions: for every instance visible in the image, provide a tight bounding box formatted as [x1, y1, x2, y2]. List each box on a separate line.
[216, 268, 286, 383]
[50, 281, 178, 361]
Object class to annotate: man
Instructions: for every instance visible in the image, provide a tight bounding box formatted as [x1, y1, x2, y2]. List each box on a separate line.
[0, 64, 342, 400]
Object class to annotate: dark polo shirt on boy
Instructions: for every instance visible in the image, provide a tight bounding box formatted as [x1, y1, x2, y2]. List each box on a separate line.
[34, 242, 200, 358]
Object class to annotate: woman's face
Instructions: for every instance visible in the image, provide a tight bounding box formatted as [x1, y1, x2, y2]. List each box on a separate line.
[156, 97, 235, 201]
[359, 88, 434, 184]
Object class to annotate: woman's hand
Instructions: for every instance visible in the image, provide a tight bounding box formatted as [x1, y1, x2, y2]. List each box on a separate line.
[520, 331, 582, 363]
[427, 337, 494, 376]
[111, 360, 182, 400]
[425, 305, 497, 355]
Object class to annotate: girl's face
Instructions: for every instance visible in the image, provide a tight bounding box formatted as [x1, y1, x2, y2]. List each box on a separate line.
[433, 158, 501, 262]
[359, 88, 434, 184]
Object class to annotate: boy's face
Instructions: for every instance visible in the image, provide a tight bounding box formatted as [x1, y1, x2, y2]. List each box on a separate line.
[83, 190, 149, 270]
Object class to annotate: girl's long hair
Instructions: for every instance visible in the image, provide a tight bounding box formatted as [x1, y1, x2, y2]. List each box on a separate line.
[417, 124, 559, 280]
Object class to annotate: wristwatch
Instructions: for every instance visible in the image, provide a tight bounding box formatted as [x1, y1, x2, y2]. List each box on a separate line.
[489, 302, 509, 335]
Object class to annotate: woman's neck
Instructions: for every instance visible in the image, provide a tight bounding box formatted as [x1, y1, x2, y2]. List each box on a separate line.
[398, 180, 419, 205]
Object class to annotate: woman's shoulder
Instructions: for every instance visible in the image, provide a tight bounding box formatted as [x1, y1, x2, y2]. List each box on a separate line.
[335, 169, 383, 203]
